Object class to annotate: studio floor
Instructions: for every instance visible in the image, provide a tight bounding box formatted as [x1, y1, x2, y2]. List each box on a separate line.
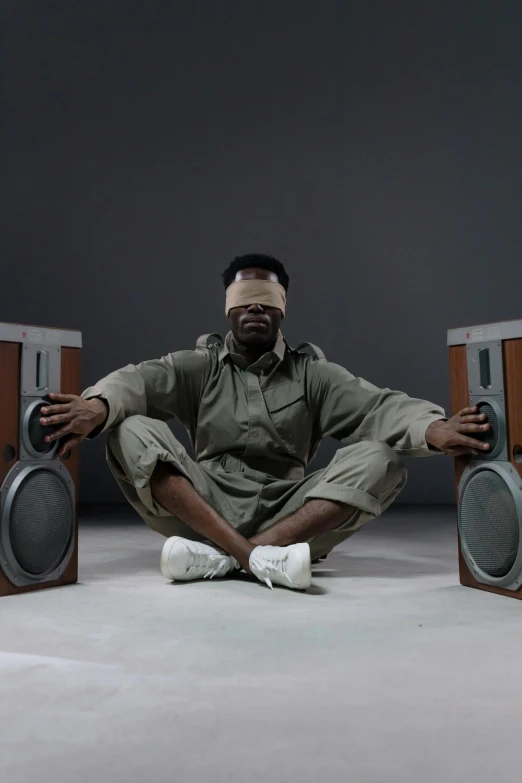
[1, 504, 520, 783]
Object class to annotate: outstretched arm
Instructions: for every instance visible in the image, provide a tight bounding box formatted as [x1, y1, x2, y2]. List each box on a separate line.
[306, 359, 448, 457]
[81, 349, 209, 438]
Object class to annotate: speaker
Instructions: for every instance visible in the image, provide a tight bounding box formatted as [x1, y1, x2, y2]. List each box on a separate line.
[0, 322, 82, 596]
[448, 318, 522, 599]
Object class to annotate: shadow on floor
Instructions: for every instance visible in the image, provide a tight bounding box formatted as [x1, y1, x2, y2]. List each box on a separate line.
[313, 554, 453, 578]
[81, 550, 159, 577]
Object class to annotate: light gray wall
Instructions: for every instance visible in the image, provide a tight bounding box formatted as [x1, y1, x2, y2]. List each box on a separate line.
[2, 1, 521, 504]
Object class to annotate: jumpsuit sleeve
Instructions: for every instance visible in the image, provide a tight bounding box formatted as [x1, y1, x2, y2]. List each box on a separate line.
[81, 350, 210, 439]
[307, 360, 448, 457]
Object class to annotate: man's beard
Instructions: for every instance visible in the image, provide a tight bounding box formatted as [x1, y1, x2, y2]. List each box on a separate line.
[240, 331, 271, 345]
[233, 330, 276, 352]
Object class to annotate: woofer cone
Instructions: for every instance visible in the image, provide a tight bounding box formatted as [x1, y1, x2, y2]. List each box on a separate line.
[458, 463, 522, 588]
[0, 462, 75, 585]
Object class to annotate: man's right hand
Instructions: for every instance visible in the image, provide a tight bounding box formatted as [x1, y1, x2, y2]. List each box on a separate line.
[39, 393, 109, 457]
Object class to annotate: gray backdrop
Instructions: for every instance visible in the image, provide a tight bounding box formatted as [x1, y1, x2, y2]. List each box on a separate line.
[2, 1, 521, 505]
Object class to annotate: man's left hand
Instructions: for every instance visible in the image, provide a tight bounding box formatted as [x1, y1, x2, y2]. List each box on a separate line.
[425, 406, 491, 456]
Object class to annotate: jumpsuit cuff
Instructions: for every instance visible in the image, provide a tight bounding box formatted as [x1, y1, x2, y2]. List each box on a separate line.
[133, 445, 192, 517]
[304, 484, 380, 518]
[399, 415, 449, 456]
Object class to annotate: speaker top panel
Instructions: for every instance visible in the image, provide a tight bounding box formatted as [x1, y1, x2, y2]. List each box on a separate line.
[448, 318, 522, 346]
[0, 322, 82, 348]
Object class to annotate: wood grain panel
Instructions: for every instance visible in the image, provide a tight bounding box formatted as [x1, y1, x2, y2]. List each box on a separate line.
[0, 341, 21, 596]
[60, 347, 81, 489]
[504, 338, 522, 481]
[0, 341, 81, 596]
[0, 342, 20, 486]
[59, 346, 81, 588]
[448, 345, 470, 498]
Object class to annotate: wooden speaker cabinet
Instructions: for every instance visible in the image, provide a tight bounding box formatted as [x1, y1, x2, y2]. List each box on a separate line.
[0, 322, 82, 596]
[448, 318, 522, 599]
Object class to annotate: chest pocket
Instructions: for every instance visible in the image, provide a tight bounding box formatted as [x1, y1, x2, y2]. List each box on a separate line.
[262, 382, 311, 455]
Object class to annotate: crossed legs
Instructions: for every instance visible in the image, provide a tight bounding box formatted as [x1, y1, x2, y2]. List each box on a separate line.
[107, 416, 408, 578]
[150, 461, 356, 573]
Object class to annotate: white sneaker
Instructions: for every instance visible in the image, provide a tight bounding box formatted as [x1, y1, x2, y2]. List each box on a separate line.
[160, 536, 238, 582]
[249, 543, 312, 590]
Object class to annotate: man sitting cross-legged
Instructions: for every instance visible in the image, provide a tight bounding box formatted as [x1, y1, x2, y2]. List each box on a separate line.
[39, 254, 491, 590]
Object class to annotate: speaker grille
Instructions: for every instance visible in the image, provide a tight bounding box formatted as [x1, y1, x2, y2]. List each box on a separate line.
[27, 400, 57, 454]
[474, 402, 500, 453]
[460, 470, 519, 577]
[8, 469, 73, 575]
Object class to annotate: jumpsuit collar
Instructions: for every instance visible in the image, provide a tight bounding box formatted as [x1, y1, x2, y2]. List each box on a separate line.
[219, 330, 287, 371]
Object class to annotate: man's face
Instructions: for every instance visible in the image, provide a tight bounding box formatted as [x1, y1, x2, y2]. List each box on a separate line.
[228, 267, 283, 347]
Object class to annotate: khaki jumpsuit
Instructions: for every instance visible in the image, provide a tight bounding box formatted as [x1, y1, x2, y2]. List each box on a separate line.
[82, 331, 446, 560]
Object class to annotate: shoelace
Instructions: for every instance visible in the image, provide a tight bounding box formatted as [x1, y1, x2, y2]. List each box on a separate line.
[188, 550, 231, 580]
[249, 550, 287, 590]
[203, 557, 231, 579]
[187, 548, 242, 580]
[206, 555, 241, 578]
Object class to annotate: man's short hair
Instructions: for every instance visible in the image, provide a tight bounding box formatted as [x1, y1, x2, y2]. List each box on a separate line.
[221, 254, 290, 292]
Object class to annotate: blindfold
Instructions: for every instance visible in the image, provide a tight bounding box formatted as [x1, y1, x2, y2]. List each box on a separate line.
[225, 279, 287, 318]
